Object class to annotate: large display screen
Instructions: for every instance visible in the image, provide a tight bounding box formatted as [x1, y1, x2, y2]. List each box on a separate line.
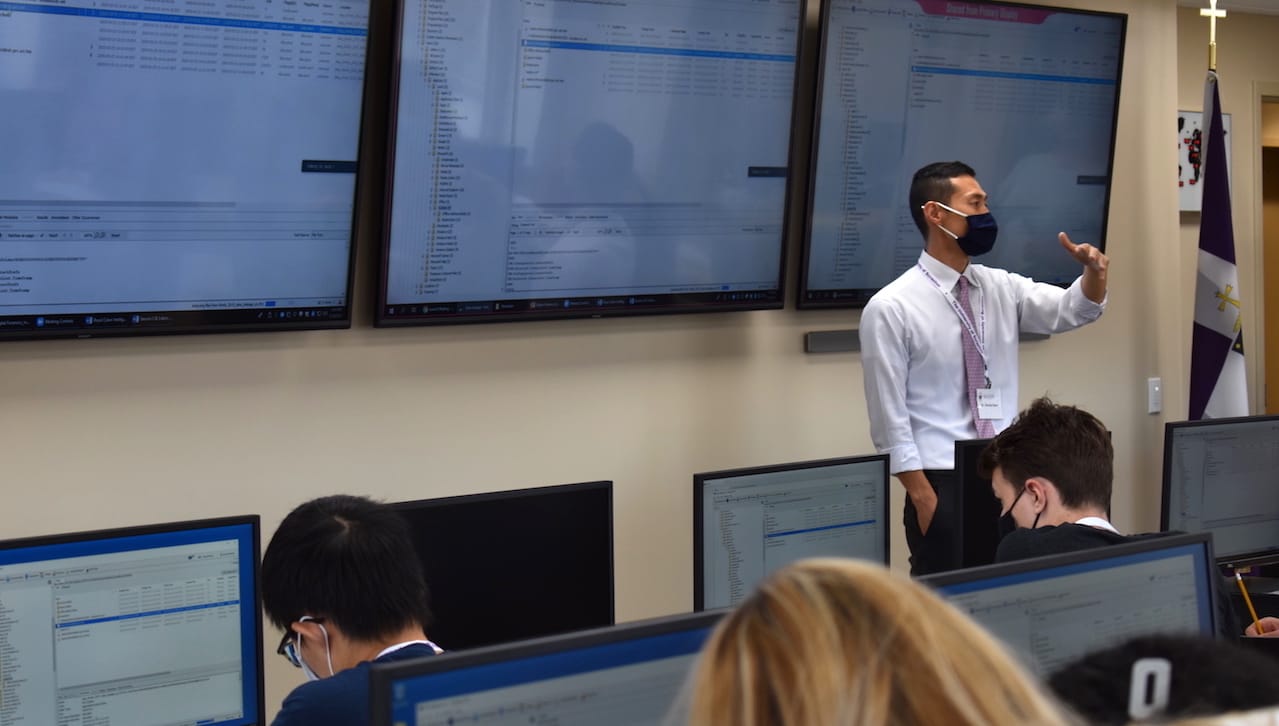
[799, 0, 1126, 307]
[0, 2, 369, 338]
[377, 0, 801, 325]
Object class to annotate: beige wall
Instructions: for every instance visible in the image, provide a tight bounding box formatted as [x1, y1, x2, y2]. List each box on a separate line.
[1177, 6, 1279, 412]
[0, 0, 1185, 717]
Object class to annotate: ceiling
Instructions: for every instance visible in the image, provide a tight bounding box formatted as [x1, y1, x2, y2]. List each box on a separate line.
[1176, 0, 1279, 16]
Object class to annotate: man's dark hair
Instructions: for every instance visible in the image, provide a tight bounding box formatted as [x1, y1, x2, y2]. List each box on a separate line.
[1048, 634, 1279, 725]
[909, 161, 977, 240]
[261, 495, 431, 641]
[978, 397, 1112, 511]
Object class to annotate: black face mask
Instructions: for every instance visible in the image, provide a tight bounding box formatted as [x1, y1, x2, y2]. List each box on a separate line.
[933, 201, 999, 257]
[997, 487, 1041, 539]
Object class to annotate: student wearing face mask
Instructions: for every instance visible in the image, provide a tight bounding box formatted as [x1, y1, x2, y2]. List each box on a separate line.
[981, 399, 1245, 640]
[860, 161, 1110, 575]
[261, 495, 441, 726]
[978, 397, 1122, 562]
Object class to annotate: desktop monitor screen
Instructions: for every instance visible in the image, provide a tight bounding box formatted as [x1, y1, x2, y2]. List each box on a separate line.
[1163, 415, 1279, 566]
[391, 482, 614, 650]
[369, 610, 723, 726]
[694, 455, 889, 610]
[0, 3, 369, 339]
[376, 0, 802, 325]
[922, 532, 1218, 676]
[799, 0, 1127, 307]
[0, 516, 263, 725]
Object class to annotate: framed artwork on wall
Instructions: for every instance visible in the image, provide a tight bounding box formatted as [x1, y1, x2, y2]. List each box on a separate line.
[1179, 110, 1232, 212]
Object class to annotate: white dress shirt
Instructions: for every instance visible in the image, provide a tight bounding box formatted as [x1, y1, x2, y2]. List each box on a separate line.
[860, 250, 1106, 473]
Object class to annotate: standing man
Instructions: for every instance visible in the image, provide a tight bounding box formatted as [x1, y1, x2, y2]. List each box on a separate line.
[859, 161, 1109, 575]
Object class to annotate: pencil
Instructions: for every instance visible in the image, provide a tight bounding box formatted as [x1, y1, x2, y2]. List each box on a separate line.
[1236, 570, 1267, 635]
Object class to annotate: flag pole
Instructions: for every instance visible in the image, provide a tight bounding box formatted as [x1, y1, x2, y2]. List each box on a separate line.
[1201, 0, 1226, 71]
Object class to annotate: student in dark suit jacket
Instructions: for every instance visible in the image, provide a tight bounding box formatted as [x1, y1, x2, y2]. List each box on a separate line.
[261, 495, 441, 726]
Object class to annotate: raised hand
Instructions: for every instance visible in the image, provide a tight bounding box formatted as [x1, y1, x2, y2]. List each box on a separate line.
[1058, 232, 1107, 273]
[1059, 232, 1108, 303]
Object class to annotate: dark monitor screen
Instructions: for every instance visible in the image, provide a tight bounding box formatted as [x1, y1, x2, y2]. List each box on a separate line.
[922, 532, 1218, 676]
[391, 482, 614, 650]
[799, 0, 1127, 307]
[0, 516, 263, 725]
[369, 610, 723, 726]
[0, 2, 370, 338]
[1163, 415, 1279, 566]
[376, 0, 802, 325]
[955, 438, 1002, 569]
[694, 455, 889, 610]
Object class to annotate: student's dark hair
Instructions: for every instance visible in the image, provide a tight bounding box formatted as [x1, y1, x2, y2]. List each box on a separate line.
[1048, 634, 1279, 725]
[978, 397, 1112, 511]
[909, 161, 977, 239]
[261, 495, 431, 641]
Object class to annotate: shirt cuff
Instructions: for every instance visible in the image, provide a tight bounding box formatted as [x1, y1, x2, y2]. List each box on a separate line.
[1069, 277, 1107, 317]
[885, 444, 922, 475]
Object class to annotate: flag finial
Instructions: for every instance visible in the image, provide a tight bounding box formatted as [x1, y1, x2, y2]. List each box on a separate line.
[1201, 0, 1227, 71]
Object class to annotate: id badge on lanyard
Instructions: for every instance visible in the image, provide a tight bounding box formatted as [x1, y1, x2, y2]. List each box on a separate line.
[976, 388, 1002, 421]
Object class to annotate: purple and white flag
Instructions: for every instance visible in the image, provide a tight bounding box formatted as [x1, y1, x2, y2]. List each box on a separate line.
[1189, 70, 1248, 420]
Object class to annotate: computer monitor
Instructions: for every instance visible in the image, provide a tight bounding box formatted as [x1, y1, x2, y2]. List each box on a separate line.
[955, 438, 1002, 569]
[368, 610, 723, 726]
[0, 516, 263, 725]
[922, 532, 1219, 676]
[0, 2, 370, 339]
[1163, 415, 1279, 567]
[390, 482, 614, 650]
[694, 455, 889, 610]
[375, 0, 802, 325]
[798, 0, 1127, 307]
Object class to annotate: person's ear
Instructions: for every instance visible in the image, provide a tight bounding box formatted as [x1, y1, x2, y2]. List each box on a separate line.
[922, 200, 944, 228]
[1024, 478, 1054, 513]
[292, 618, 326, 643]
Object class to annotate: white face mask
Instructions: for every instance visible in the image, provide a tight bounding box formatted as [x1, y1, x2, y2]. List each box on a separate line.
[297, 615, 335, 681]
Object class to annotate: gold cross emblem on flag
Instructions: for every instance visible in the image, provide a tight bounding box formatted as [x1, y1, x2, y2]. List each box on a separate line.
[1216, 284, 1242, 334]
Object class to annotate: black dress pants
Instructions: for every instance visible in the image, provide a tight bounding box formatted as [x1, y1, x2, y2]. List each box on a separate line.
[903, 469, 961, 576]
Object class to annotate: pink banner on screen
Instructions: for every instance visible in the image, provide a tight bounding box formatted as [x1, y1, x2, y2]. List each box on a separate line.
[913, 1, 1055, 24]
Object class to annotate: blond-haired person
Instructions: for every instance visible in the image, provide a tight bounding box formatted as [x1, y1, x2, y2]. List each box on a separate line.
[687, 558, 1071, 726]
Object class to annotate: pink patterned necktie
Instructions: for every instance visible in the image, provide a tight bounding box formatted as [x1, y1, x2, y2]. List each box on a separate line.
[955, 276, 996, 438]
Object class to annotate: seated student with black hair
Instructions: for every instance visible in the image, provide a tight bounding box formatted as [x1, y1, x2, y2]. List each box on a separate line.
[261, 495, 441, 726]
[1048, 634, 1279, 725]
[979, 396, 1123, 562]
